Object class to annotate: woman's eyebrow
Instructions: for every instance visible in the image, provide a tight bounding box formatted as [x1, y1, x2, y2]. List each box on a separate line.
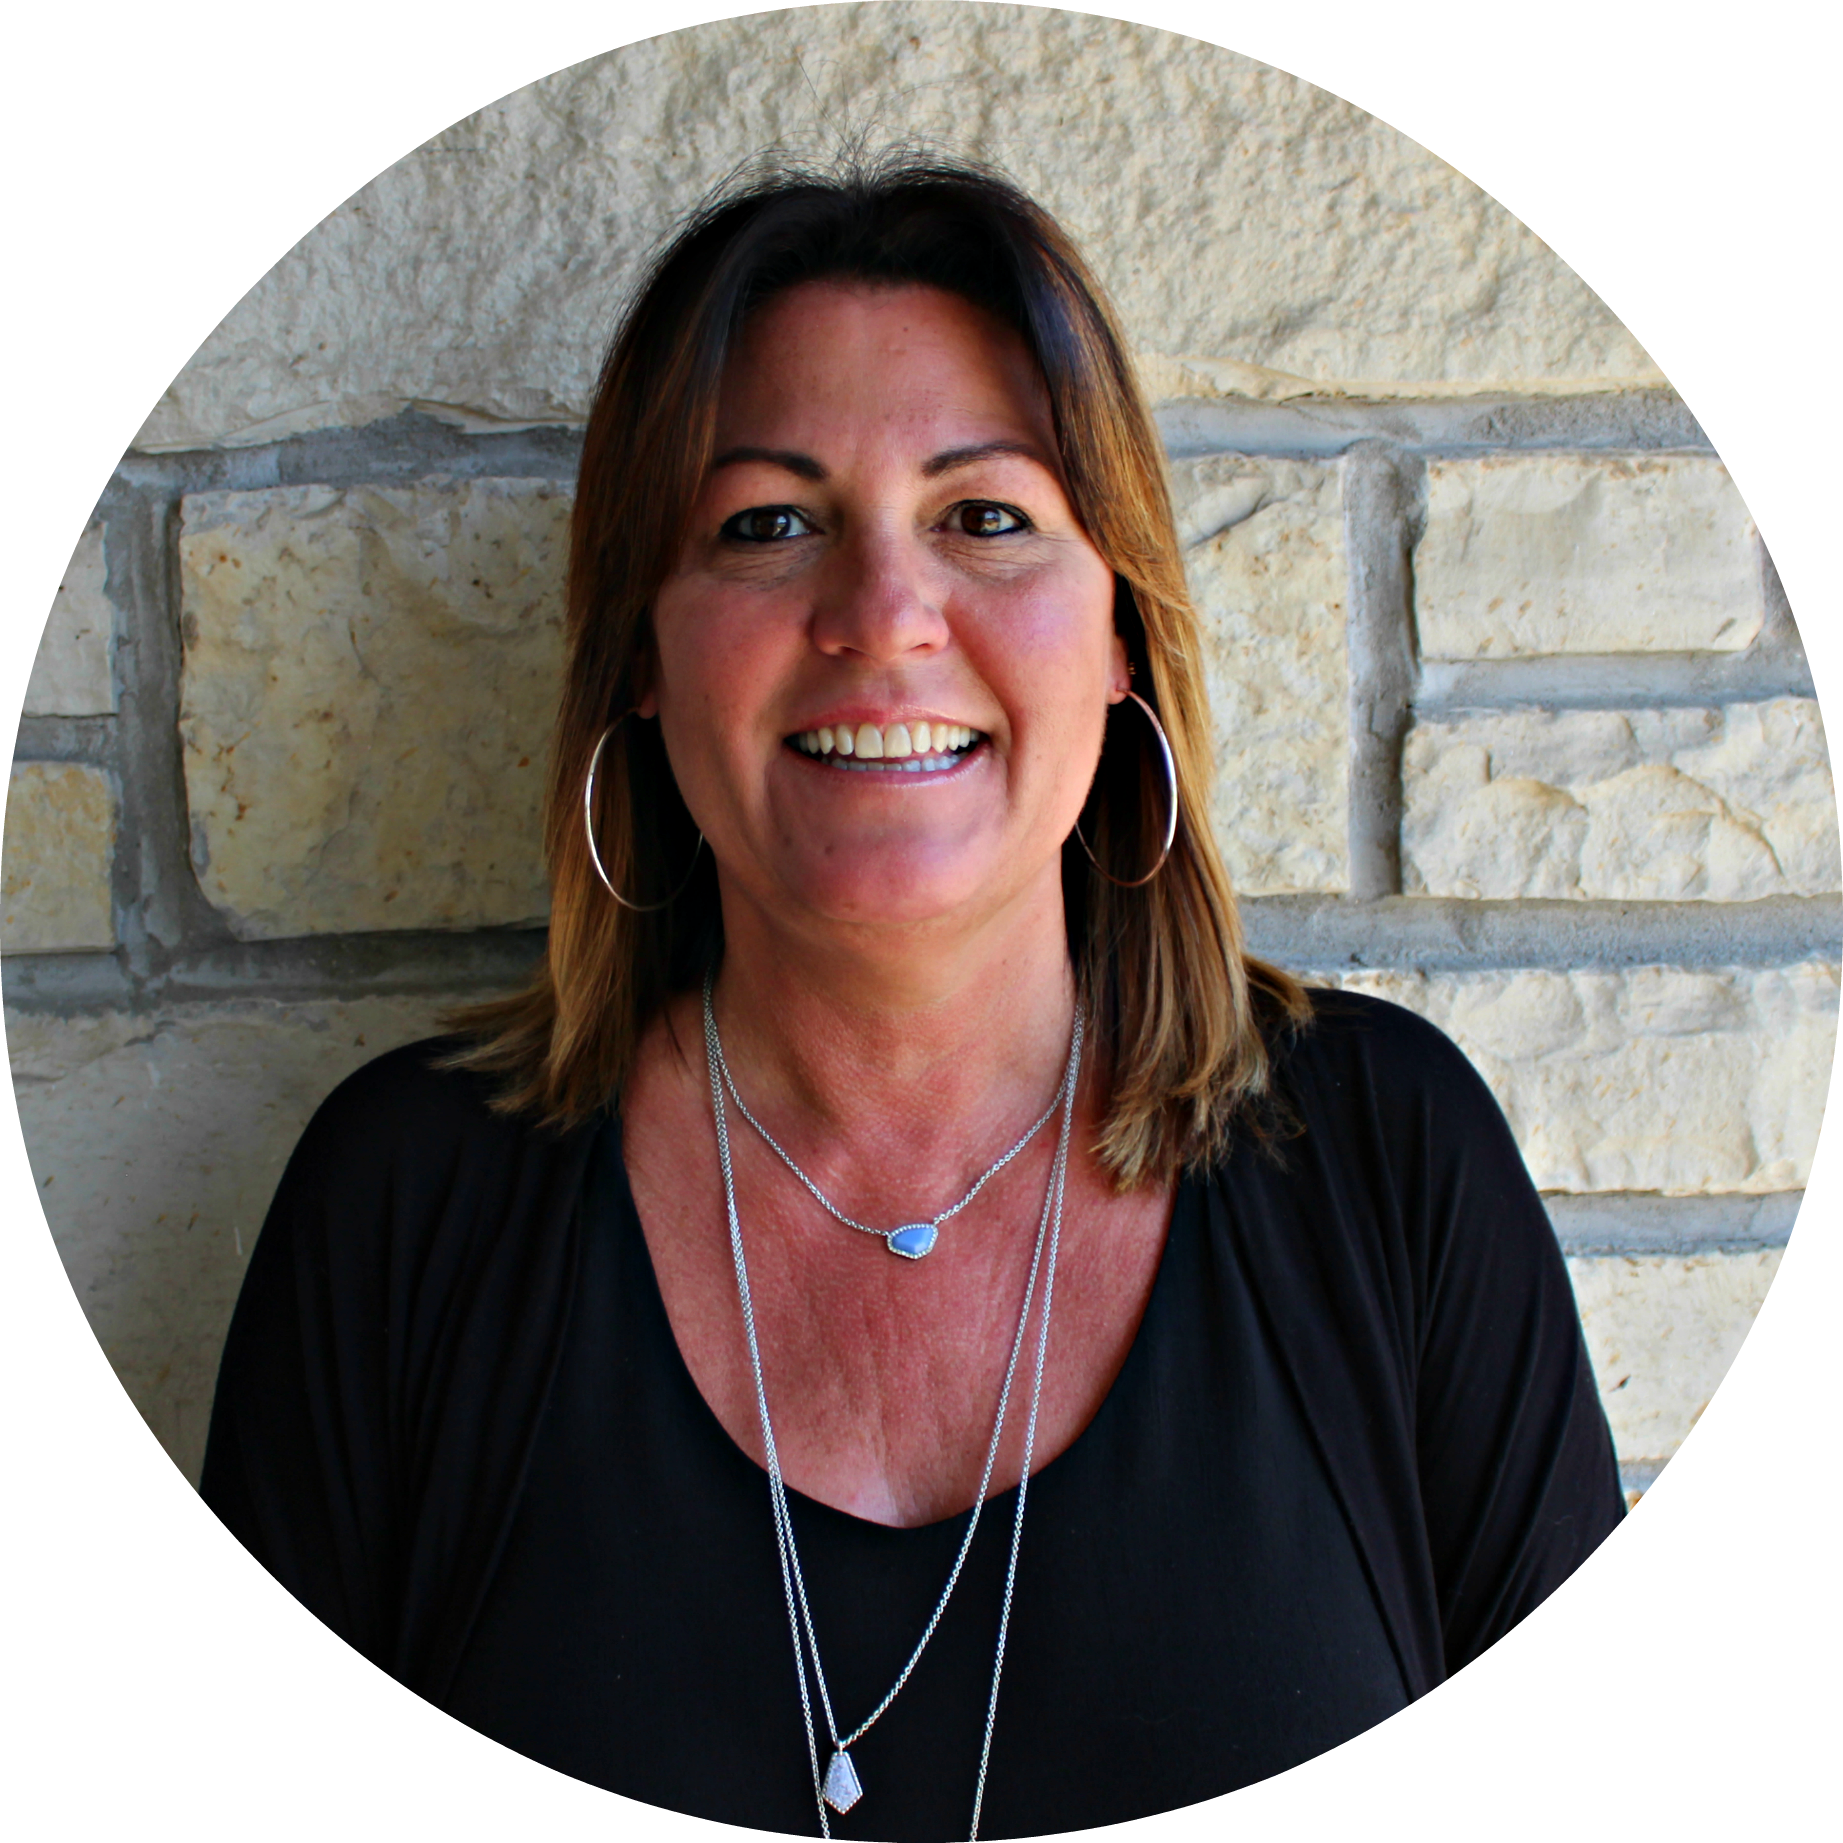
[923, 439, 1053, 478]
[709, 446, 828, 481]
[706, 439, 1051, 482]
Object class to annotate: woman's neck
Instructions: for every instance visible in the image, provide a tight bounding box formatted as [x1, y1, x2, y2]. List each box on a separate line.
[703, 858, 1081, 1173]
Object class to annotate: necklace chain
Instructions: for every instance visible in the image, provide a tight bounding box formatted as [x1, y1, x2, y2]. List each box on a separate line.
[702, 973, 1083, 1840]
[709, 1023, 1065, 1257]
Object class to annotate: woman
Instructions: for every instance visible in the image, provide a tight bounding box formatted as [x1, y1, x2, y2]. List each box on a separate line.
[202, 155, 1623, 1841]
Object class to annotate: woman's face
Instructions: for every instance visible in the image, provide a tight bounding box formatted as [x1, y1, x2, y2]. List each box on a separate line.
[648, 280, 1125, 939]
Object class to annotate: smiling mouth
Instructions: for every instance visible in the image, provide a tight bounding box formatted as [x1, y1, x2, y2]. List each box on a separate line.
[788, 720, 985, 774]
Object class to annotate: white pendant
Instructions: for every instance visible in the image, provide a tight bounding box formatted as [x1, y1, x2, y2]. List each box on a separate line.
[822, 1749, 864, 1814]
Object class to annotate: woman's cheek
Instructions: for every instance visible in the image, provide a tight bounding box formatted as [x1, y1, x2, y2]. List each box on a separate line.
[973, 589, 1116, 699]
[658, 589, 779, 706]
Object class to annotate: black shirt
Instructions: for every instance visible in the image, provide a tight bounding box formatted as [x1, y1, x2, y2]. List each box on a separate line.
[202, 992, 1624, 1836]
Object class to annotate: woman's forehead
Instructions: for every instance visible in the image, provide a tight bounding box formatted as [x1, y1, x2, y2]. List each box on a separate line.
[714, 280, 1053, 459]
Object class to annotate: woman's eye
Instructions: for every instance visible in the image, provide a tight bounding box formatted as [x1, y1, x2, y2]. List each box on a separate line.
[721, 506, 815, 543]
[951, 502, 1028, 537]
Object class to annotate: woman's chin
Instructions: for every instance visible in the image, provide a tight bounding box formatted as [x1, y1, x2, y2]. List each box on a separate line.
[766, 850, 1022, 938]
[755, 776, 1029, 934]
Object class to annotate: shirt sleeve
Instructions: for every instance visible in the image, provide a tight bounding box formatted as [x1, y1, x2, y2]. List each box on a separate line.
[199, 1040, 595, 1696]
[199, 1051, 414, 1669]
[1374, 998, 1627, 1673]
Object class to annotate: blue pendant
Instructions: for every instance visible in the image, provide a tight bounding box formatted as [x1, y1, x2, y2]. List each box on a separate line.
[885, 1223, 938, 1260]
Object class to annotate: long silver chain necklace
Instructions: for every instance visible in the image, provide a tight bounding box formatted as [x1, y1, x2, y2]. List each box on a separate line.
[709, 1026, 1064, 1260]
[701, 974, 1084, 1841]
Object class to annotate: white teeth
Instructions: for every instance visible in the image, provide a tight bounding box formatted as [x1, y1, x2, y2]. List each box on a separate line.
[792, 721, 983, 767]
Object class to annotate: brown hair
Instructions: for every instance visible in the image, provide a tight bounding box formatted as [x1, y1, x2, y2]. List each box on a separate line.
[453, 151, 1308, 1188]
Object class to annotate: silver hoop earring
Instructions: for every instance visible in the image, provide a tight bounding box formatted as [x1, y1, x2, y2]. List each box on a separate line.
[583, 716, 705, 912]
[1075, 689, 1179, 888]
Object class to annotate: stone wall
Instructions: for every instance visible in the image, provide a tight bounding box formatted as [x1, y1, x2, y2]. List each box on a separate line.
[4, 5, 1835, 1491]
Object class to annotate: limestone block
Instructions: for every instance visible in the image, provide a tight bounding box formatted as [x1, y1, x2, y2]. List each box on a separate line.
[136, 4, 1656, 451]
[1176, 457, 1348, 894]
[1133, 352, 1657, 406]
[2, 763, 114, 952]
[1404, 700, 1839, 899]
[1415, 455, 1758, 657]
[24, 521, 114, 715]
[178, 479, 568, 938]
[10, 994, 470, 1482]
[1329, 962, 1839, 1193]
[1569, 1251, 1781, 1465]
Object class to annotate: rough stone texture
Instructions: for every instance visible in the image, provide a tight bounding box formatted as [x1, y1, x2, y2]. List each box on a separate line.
[136, 4, 1659, 451]
[1568, 1251, 1782, 1465]
[2, 763, 115, 952]
[1328, 962, 1839, 1193]
[178, 479, 567, 938]
[10, 995, 466, 1482]
[25, 521, 115, 715]
[1132, 353, 1652, 406]
[1175, 457, 1349, 894]
[1414, 456, 1759, 658]
[1545, 1189, 1803, 1257]
[1403, 700, 1840, 900]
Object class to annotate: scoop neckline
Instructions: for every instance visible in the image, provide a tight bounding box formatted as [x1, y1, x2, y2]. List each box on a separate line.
[595, 1113, 1193, 1537]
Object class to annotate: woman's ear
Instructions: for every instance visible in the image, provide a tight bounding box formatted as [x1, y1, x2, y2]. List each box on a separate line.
[632, 636, 659, 718]
[1106, 632, 1132, 705]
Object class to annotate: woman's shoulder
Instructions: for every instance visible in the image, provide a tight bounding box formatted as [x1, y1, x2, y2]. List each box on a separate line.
[249, 1033, 602, 1324]
[1279, 983, 1491, 1102]
[1253, 982, 1520, 1173]
[305, 1033, 493, 1128]
[298, 1034, 588, 1168]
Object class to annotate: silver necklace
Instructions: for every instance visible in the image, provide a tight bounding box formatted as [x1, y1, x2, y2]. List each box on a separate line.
[701, 975, 1083, 1841]
[709, 1025, 1065, 1260]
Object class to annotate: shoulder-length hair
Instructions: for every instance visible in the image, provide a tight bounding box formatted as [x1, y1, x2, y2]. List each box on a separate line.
[454, 151, 1308, 1188]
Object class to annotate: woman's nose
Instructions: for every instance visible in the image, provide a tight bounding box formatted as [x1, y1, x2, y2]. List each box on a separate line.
[809, 528, 950, 664]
